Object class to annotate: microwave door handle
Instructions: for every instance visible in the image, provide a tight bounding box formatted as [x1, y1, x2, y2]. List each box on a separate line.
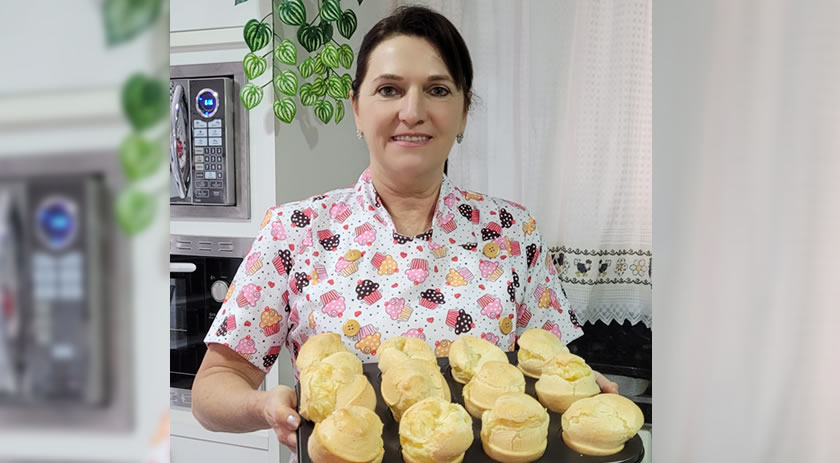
[170, 84, 189, 200]
[169, 262, 197, 273]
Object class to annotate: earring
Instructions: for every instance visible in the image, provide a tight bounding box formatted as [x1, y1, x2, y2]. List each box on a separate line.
[456, 133, 464, 144]
[356, 129, 363, 139]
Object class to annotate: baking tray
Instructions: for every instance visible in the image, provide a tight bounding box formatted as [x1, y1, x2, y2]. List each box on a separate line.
[296, 352, 644, 462]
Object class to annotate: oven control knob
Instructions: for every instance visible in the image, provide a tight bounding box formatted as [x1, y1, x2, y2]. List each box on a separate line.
[210, 280, 229, 303]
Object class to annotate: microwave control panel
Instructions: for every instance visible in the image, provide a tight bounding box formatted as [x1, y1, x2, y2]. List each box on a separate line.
[188, 77, 235, 205]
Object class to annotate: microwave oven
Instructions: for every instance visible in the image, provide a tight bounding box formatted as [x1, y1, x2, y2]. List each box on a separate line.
[0, 176, 106, 405]
[0, 151, 132, 431]
[169, 234, 263, 408]
[170, 62, 251, 220]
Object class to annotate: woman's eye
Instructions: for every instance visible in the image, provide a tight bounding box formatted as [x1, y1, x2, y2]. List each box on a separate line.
[430, 86, 451, 97]
[377, 86, 399, 97]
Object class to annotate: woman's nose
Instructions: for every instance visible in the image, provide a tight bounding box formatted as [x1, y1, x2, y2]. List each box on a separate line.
[398, 88, 425, 126]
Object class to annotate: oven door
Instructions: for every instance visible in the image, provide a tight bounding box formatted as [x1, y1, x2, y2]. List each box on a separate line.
[169, 256, 214, 395]
[170, 79, 192, 203]
[169, 251, 245, 408]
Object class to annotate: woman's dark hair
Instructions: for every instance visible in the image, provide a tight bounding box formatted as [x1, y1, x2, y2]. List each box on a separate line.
[351, 5, 474, 112]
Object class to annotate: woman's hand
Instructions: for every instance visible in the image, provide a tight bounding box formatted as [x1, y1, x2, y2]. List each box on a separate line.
[262, 385, 300, 452]
[594, 370, 620, 394]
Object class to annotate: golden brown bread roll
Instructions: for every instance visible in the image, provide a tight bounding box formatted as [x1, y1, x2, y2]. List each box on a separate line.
[319, 351, 363, 374]
[480, 392, 550, 463]
[534, 352, 600, 412]
[380, 358, 451, 422]
[308, 405, 385, 463]
[399, 397, 474, 463]
[376, 336, 437, 374]
[448, 336, 508, 384]
[515, 328, 570, 378]
[299, 359, 376, 423]
[561, 393, 644, 456]
[296, 333, 352, 373]
[462, 361, 526, 419]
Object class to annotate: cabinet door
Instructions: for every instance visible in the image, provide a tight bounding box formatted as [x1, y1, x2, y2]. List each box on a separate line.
[171, 0, 264, 32]
[171, 436, 271, 463]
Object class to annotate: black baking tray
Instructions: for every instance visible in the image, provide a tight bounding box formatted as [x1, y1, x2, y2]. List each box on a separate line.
[296, 352, 644, 462]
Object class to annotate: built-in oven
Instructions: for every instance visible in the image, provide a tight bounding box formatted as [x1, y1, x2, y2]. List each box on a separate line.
[170, 62, 250, 220]
[169, 234, 260, 408]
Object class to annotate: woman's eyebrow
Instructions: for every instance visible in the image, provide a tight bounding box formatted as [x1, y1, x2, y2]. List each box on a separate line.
[372, 74, 454, 84]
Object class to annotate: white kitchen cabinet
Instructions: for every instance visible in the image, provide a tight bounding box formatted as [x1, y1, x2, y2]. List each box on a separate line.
[172, 435, 270, 463]
[170, 0, 271, 33]
[640, 428, 652, 462]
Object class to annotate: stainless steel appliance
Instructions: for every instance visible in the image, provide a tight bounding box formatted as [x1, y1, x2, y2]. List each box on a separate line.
[0, 152, 132, 430]
[169, 234, 260, 408]
[170, 62, 250, 219]
[0, 177, 105, 404]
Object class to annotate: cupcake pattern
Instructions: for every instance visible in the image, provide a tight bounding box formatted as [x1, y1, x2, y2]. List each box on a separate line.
[204, 168, 582, 374]
[259, 308, 282, 336]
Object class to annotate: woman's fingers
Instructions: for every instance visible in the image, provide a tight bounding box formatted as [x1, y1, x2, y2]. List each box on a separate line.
[272, 427, 297, 452]
[265, 385, 300, 452]
[594, 370, 620, 394]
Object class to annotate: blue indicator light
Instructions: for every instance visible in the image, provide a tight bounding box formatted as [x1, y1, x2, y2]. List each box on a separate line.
[36, 199, 77, 250]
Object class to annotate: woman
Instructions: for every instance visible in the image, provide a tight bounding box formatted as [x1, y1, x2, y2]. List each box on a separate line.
[192, 5, 618, 453]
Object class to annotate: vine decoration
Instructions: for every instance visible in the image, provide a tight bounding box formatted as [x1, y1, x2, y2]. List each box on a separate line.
[102, 0, 167, 236]
[236, 0, 364, 124]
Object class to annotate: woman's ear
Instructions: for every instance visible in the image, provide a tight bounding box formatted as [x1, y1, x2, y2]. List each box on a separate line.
[350, 90, 361, 132]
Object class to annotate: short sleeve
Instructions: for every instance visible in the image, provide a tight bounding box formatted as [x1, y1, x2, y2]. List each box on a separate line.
[204, 207, 294, 373]
[515, 216, 584, 345]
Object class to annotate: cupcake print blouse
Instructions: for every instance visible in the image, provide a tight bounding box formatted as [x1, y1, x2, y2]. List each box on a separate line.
[204, 168, 583, 377]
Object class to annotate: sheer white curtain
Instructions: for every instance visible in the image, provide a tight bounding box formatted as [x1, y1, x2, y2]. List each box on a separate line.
[408, 0, 653, 327]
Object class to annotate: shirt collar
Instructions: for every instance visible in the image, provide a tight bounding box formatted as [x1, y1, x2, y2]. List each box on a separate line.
[354, 167, 457, 238]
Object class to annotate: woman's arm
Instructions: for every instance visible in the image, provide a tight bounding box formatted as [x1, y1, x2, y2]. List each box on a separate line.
[191, 343, 269, 432]
[192, 343, 300, 450]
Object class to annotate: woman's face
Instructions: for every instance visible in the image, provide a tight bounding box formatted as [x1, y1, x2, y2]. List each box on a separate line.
[352, 35, 468, 181]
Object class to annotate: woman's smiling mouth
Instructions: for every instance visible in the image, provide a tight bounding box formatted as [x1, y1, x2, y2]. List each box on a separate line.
[391, 134, 433, 146]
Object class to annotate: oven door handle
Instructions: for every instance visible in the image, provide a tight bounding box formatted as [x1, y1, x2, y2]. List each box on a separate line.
[169, 262, 197, 273]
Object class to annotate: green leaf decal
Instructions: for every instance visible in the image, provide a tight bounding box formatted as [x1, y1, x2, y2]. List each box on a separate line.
[319, 0, 342, 22]
[357, 0, 364, 5]
[115, 187, 156, 235]
[311, 54, 327, 75]
[277, 0, 306, 26]
[299, 83, 317, 106]
[311, 77, 327, 97]
[334, 99, 345, 124]
[337, 9, 358, 39]
[274, 70, 299, 96]
[274, 98, 297, 124]
[122, 74, 167, 131]
[103, 0, 162, 47]
[274, 39, 297, 65]
[235, 0, 250, 5]
[319, 20, 334, 43]
[341, 73, 353, 95]
[326, 75, 345, 99]
[321, 43, 339, 68]
[243, 19, 271, 52]
[120, 133, 162, 181]
[297, 24, 323, 53]
[314, 99, 334, 124]
[298, 57, 314, 78]
[240, 83, 264, 109]
[338, 44, 354, 69]
[242, 52, 267, 79]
